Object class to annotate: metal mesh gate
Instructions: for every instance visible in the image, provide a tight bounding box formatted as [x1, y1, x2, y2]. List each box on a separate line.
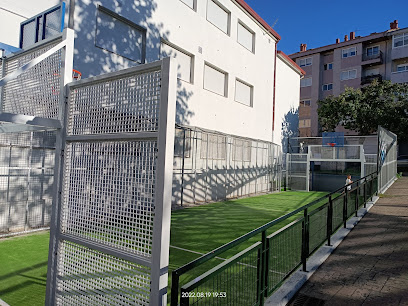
[378, 126, 397, 193]
[0, 33, 70, 235]
[172, 126, 282, 206]
[286, 153, 308, 191]
[46, 59, 177, 305]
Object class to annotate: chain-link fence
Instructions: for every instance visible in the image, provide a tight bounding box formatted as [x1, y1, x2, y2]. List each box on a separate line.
[172, 126, 283, 206]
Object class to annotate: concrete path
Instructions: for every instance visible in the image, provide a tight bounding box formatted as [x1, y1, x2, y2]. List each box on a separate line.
[289, 177, 408, 305]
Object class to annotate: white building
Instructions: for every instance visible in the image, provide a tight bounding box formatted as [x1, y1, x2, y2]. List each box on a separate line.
[0, 0, 304, 204]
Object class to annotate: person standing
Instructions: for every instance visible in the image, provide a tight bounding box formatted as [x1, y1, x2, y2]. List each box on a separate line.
[346, 174, 353, 191]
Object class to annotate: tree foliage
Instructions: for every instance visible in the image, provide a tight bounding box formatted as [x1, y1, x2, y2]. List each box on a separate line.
[317, 80, 408, 140]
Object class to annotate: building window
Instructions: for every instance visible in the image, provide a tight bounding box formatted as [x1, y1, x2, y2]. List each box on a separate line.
[366, 46, 379, 56]
[180, 0, 196, 10]
[207, 0, 230, 35]
[342, 47, 357, 58]
[300, 100, 311, 107]
[233, 139, 251, 162]
[340, 69, 357, 81]
[324, 63, 333, 70]
[95, 6, 146, 63]
[161, 41, 194, 83]
[322, 83, 333, 91]
[299, 57, 312, 67]
[365, 67, 380, 76]
[237, 21, 255, 52]
[201, 133, 227, 160]
[204, 63, 228, 96]
[300, 77, 312, 87]
[235, 79, 253, 107]
[396, 63, 408, 72]
[299, 119, 311, 128]
[393, 33, 408, 48]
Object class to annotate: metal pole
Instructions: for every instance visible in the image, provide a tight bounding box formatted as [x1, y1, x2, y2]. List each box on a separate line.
[302, 208, 309, 271]
[327, 196, 333, 246]
[180, 128, 186, 207]
[355, 181, 359, 217]
[343, 187, 348, 228]
[170, 272, 180, 306]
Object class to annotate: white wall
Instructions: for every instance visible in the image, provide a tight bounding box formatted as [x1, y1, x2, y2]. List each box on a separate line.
[72, 0, 278, 142]
[274, 57, 301, 147]
[0, 0, 60, 47]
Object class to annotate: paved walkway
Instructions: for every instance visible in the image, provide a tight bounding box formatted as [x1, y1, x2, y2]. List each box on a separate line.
[290, 177, 408, 305]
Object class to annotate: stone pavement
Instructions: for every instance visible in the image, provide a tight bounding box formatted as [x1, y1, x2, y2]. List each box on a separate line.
[289, 177, 408, 305]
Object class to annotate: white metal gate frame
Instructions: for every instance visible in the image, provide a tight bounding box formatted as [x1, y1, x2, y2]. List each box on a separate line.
[377, 126, 398, 194]
[46, 58, 176, 305]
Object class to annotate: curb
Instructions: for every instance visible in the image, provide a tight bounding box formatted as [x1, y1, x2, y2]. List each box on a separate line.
[0, 299, 9, 306]
[265, 196, 380, 306]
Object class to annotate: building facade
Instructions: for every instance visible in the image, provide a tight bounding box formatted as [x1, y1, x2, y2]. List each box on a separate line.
[0, 0, 304, 205]
[290, 20, 408, 137]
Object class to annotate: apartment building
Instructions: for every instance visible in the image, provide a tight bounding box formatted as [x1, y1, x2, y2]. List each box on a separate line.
[290, 20, 408, 137]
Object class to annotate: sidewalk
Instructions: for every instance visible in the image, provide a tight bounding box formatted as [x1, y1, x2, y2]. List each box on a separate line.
[289, 177, 408, 305]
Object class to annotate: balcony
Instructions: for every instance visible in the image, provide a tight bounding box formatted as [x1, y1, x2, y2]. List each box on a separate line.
[361, 51, 383, 66]
[361, 74, 382, 85]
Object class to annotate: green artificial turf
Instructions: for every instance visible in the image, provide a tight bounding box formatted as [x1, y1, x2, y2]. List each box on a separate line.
[0, 232, 49, 306]
[0, 190, 328, 305]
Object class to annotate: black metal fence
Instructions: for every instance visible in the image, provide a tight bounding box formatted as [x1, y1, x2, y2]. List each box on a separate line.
[171, 172, 378, 305]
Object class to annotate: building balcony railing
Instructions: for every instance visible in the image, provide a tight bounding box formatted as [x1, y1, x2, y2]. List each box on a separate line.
[362, 51, 383, 65]
[361, 74, 382, 85]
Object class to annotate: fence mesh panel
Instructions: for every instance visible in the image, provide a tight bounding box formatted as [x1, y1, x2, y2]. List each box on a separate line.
[173, 127, 282, 206]
[60, 140, 157, 257]
[332, 195, 344, 232]
[183, 245, 260, 306]
[2, 40, 63, 118]
[55, 241, 151, 305]
[268, 220, 302, 293]
[0, 132, 55, 235]
[68, 71, 162, 135]
[309, 206, 328, 253]
[378, 127, 397, 193]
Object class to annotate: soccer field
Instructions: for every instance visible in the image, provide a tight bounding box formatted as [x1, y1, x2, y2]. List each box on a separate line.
[0, 190, 327, 306]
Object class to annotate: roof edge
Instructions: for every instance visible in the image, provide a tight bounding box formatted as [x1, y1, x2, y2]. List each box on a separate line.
[234, 0, 281, 41]
[288, 31, 388, 58]
[277, 51, 305, 76]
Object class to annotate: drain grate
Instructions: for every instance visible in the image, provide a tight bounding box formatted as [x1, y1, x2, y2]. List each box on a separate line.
[288, 293, 326, 306]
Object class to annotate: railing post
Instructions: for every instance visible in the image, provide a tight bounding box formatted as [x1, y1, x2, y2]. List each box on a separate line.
[171, 271, 180, 306]
[180, 288, 189, 306]
[256, 247, 262, 304]
[363, 178, 367, 208]
[355, 181, 359, 217]
[264, 237, 270, 298]
[301, 208, 309, 271]
[259, 230, 267, 304]
[343, 187, 348, 228]
[327, 196, 333, 246]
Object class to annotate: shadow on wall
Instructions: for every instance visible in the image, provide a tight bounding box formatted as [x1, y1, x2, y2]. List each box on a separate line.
[73, 0, 194, 125]
[282, 107, 299, 155]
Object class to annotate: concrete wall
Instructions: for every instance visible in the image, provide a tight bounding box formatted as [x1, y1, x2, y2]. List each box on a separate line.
[0, 0, 60, 47]
[275, 56, 301, 148]
[71, 0, 279, 142]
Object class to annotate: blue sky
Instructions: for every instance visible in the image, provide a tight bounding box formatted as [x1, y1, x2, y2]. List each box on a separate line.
[245, 0, 408, 55]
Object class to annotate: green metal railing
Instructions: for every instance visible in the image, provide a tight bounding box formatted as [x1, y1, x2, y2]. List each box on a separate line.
[171, 172, 378, 305]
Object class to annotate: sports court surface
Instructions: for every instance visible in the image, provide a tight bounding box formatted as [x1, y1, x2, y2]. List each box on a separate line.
[0, 191, 327, 306]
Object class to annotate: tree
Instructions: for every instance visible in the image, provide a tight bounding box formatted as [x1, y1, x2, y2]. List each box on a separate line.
[317, 80, 408, 140]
